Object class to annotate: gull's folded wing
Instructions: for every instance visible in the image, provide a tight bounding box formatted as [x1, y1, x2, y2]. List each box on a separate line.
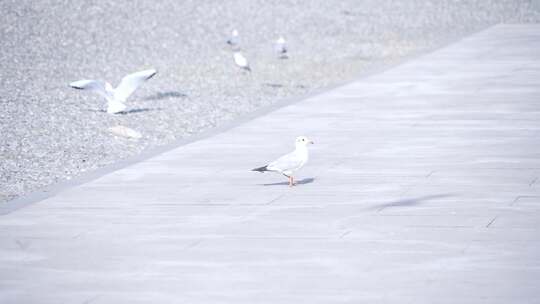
[268, 151, 301, 172]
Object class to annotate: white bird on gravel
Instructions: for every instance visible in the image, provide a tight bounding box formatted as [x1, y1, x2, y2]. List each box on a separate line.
[227, 29, 239, 48]
[275, 36, 288, 58]
[69, 69, 157, 114]
[233, 52, 251, 72]
[252, 136, 314, 187]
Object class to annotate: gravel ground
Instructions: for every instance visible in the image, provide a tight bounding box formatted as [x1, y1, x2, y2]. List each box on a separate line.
[1, 0, 539, 202]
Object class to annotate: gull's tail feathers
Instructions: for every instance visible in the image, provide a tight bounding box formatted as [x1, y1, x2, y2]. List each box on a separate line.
[252, 165, 268, 173]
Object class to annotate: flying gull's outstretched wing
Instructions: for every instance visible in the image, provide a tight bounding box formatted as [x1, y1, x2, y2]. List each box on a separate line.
[114, 69, 157, 102]
[69, 79, 112, 100]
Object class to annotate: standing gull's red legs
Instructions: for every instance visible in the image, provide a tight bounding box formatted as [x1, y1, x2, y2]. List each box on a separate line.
[288, 176, 295, 187]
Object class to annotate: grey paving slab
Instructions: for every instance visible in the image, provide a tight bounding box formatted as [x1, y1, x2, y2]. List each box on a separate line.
[2, 24, 540, 303]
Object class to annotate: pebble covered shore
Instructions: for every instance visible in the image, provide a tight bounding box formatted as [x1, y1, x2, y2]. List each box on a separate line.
[1, 0, 539, 202]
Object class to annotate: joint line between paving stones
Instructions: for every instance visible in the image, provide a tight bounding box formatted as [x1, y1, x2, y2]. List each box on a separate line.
[486, 216, 498, 228]
[340, 230, 352, 239]
[266, 194, 286, 205]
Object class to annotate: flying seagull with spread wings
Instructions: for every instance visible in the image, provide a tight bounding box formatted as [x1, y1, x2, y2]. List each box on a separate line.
[69, 69, 157, 114]
[252, 136, 314, 186]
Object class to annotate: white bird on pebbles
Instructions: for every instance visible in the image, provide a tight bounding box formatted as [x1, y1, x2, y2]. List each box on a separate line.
[227, 29, 239, 48]
[69, 69, 157, 114]
[252, 136, 314, 187]
[233, 52, 251, 72]
[275, 36, 288, 58]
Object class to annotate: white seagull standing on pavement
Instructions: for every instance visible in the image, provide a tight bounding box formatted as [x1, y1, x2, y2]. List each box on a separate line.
[233, 52, 251, 72]
[275, 36, 288, 58]
[252, 136, 314, 186]
[69, 69, 157, 114]
[227, 29, 239, 48]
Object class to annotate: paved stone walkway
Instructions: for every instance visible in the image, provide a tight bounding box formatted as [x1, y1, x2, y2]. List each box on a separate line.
[1, 24, 540, 303]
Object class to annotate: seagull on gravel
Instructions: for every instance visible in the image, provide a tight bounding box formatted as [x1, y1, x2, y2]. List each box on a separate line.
[275, 36, 288, 58]
[227, 29, 239, 48]
[69, 69, 157, 114]
[233, 52, 251, 72]
[252, 136, 314, 187]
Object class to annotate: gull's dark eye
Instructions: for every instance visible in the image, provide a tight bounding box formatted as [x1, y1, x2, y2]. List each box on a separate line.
[302, 139, 305, 141]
